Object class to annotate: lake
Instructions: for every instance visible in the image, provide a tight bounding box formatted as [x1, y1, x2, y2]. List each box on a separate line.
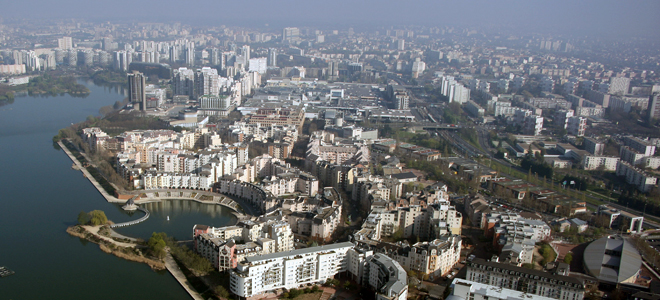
[0, 79, 235, 299]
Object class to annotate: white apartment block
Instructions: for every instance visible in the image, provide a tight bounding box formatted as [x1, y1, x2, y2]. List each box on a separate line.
[466, 259, 585, 300]
[581, 155, 619, 171]
[229, 242, 354, 297]
[616, 161, 658, 193]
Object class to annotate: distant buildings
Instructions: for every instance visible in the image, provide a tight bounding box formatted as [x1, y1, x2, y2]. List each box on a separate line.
[57, 36, 73, 50]
[282, 27, 300, 42]
[387, 84, 410, 110]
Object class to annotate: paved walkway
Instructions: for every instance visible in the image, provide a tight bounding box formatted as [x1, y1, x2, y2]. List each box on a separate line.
[82, 225, 136, 248]
[164, 252, 204, 300]
[108, 228, 140, 242]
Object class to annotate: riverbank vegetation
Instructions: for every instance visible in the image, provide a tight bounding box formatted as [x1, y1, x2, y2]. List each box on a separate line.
[0, 86, 15, 107]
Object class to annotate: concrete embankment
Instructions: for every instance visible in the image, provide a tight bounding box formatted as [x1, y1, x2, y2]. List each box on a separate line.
[164, 253, 205, 300]
[58, 140, 122, 203]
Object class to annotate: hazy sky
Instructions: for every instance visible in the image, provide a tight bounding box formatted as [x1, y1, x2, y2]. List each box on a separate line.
[3, 0, 660, 39]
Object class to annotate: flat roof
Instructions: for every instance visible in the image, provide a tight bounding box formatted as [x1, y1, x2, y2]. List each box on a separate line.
[245, 242, 354, 263]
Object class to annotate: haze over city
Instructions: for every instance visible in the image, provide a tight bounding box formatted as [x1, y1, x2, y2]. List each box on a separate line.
[2, 0, 660, 39]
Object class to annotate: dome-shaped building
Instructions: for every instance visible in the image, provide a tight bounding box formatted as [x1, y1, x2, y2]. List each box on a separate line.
[583, 235, 642, 285]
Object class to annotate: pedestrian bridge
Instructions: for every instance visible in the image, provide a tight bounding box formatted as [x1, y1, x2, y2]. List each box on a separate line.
[110, 207, 150, 228]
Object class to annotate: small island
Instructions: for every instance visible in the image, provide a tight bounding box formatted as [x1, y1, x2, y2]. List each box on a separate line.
[25, 74, 90, 97]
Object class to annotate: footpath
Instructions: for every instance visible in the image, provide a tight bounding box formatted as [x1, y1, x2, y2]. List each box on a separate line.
[164, 252, 205, 300]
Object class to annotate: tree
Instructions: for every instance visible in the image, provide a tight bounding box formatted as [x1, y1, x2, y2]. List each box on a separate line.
[215, 286, 230, 299]
[77, 211, 90, 225]
[147, 232, 167, 259]
[88, 210, 108, 225]
[564, 252, 573, 265]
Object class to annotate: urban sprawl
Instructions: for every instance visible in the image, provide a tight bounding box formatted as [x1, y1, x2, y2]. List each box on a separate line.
[3, 19, 660, 300]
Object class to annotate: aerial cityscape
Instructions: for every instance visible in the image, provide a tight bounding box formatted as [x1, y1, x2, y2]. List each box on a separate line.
[1, 1, 660, 300]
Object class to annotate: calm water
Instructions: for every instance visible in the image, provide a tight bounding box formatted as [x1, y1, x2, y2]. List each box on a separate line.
[0, 80, 235, 299]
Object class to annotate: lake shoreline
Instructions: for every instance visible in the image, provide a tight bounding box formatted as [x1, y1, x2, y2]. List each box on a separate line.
[66, 225, 165, 271]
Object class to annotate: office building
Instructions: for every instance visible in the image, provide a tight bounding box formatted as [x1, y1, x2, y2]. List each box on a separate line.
[128, 71, 146, 111]
[173, 67, 195, 99]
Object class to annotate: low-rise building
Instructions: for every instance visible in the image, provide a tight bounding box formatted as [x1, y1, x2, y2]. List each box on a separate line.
[597, 205, 644, 233]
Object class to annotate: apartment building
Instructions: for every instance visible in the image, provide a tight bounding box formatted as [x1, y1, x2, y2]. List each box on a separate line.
[193, 220, 294, 271]
[623, 136, 656, 156]
[615, 161, 658, 192]
[466, 258, 585, 300]
[580, 155, 619, 171]
[229, 242, 354, 297]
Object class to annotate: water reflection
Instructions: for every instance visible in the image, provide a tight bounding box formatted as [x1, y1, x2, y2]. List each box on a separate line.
[141, 199, 233, 219]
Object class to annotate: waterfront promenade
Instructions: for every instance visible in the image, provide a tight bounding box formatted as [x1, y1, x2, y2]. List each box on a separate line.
[164, 252, 204, 300]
